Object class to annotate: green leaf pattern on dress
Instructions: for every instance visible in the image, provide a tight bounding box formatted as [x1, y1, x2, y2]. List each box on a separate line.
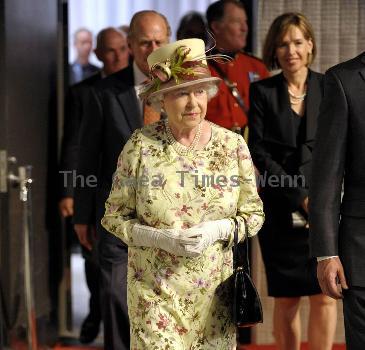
[102, 121, 264, 349]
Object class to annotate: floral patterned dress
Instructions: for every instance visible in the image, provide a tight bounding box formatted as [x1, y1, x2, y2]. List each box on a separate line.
[102, 121, 264, 350]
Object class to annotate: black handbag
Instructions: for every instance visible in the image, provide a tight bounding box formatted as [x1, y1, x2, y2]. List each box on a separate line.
[232, 218, 263, 327]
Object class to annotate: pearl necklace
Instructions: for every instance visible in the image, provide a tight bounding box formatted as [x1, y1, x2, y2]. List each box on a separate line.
[288, 89, 306, 105]
[164, 119, 202, 156]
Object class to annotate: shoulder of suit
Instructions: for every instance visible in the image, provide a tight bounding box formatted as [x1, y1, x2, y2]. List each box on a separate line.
[249, 72, 283, 93]
[92, 65, 135, 93]
[69, 74, 101, 97]
[90, 63, 100, 70]
[76, 72, 102, 87]
[308, 69, 324, 81]
[69, 72, 100, 88]
[326, 53, 365, 77]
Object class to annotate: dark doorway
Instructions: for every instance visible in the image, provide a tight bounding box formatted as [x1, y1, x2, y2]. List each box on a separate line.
[0, 0, 59, 347]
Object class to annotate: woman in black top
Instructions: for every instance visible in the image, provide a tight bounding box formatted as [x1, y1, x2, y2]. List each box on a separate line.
[248, 13, 337, 350]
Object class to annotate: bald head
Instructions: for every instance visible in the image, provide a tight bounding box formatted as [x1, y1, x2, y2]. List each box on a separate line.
[94, 27, 129, 76]
[128, 11, 171, 75]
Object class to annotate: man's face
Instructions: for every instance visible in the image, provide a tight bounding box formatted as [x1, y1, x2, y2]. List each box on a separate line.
[212, 3, 248, 52]
[74, 30, 93, 59]
[128, 14, 169, 75]
[95, 31, 129, 75]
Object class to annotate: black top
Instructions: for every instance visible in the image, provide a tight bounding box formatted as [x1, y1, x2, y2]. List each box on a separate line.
[248, 72, 323, 297]
[248, 70, 323, 211]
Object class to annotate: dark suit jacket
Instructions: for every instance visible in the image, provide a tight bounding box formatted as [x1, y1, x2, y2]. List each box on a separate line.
[248, 70, 323, 212]
[309, 52, 365, 287]
[73, 65, 143, 249]
[69, 62, 100, 85]
[59, 72, 102, 198]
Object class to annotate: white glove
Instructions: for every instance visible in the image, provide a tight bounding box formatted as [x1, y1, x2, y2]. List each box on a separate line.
[182, 219, 233, 255]
[131, 223, 200, 257]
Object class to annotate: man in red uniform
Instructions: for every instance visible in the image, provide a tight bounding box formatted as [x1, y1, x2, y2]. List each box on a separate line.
[206, 0, 269, 131]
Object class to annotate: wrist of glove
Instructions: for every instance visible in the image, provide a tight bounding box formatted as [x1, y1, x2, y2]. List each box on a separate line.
[182, 219, 233, 255]
[131, 223, 199, 257]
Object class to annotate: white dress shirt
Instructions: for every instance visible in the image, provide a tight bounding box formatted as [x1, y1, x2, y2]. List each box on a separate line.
[133, 61, 148, 114]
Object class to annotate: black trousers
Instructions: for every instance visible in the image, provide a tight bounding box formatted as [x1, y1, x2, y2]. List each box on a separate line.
[82, 245, 101, 323]
[343, 286, 365, 349]
[67, 219, 102, 325]
[99, 237, 130, 350]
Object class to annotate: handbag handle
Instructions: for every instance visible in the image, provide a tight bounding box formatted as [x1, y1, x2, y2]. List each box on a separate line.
[233, 218, 250, 275]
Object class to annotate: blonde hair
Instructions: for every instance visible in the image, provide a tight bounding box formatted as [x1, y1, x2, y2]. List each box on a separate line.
[263, 12, 316, 71]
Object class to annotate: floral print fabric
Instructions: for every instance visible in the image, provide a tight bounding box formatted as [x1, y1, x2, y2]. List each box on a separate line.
[102, 121, 264, 349]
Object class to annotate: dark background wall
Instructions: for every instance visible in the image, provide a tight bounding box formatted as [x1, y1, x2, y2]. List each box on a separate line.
[0, 0, 59, 345]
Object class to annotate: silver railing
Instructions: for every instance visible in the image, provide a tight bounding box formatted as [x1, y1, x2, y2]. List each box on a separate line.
[8, 164, 38, 350]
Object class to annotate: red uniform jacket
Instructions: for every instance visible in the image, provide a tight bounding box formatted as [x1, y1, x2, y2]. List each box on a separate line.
[206, 51, 269, 129]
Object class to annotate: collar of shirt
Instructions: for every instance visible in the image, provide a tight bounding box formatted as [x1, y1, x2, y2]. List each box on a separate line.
[133, 61, 148, 87]
[133, 61, 149, 114]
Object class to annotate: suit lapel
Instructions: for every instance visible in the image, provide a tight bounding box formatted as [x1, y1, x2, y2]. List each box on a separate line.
[272, 71, 319, 149]
[359, 52, 365, 83]
[296, 70, 321, 175]
[276, 73, 297, 148]
[116, 88, 143, 132]
[305, 70, 321, 143]
[115, 66, 143, 132]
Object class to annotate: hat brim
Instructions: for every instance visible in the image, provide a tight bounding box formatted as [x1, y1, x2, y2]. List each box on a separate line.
[146, 76, 221, 102]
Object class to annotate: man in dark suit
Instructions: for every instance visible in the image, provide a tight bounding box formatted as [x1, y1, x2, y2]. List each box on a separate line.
[69, 28, 100, 85]
[309, 52, 365, 349]
[73, 11, 170, 350]
[59, 27, 129, 344]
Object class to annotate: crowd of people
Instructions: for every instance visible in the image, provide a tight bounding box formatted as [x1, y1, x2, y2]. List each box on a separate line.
[58, 0, 365, 349]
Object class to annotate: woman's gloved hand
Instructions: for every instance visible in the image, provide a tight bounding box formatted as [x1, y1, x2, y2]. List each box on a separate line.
[131, 223, 200, 257]
[182, 219, 234, 255]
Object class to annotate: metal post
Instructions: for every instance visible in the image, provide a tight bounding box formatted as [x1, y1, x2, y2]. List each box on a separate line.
[18, 166, 38, 350]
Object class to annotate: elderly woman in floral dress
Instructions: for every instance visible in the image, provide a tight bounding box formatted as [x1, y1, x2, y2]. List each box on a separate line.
[101, 38, 264, 349]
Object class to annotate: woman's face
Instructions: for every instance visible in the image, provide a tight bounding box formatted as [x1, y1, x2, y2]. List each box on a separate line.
[163, 84, 208, 129]
[275, 25, 313, 74]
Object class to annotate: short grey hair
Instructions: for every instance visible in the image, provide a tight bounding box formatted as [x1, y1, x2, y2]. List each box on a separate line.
[148, 82, 219, 112]
[73, 27, 92, 43]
